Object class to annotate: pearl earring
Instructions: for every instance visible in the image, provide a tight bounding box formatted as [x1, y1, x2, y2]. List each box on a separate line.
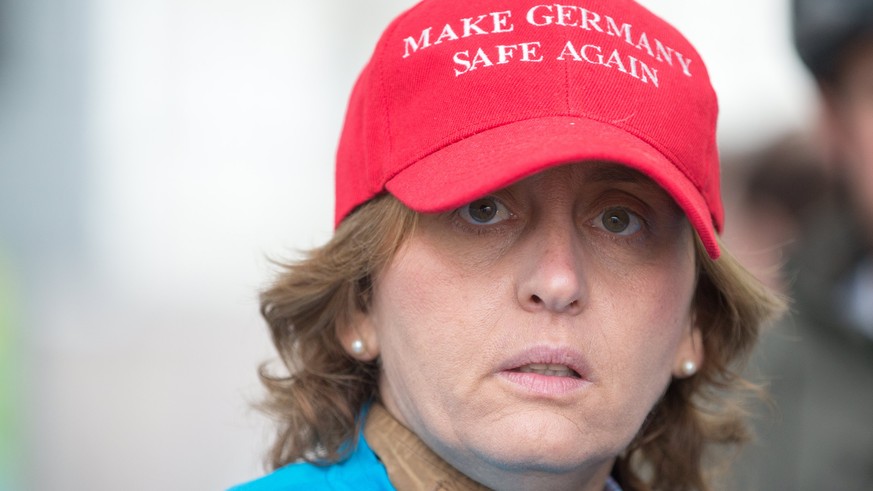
[681, 360, 697, 376]
[351, 339, 365, 355]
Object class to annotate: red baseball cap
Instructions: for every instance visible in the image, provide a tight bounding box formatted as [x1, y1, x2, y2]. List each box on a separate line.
[336, 0, 723, 258]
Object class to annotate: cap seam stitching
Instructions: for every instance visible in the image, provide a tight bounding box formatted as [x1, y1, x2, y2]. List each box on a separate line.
[374, 8, 416, 191]
[564, 61, 571, 113]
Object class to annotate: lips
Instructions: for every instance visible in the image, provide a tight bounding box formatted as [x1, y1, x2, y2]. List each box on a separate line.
[514, 363, 581, 379]
[498, 346, 591, 396]
[500, 346, 589, 378]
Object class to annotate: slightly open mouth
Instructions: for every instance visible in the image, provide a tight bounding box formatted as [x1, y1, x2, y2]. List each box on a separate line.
[511, 364, 582, 379]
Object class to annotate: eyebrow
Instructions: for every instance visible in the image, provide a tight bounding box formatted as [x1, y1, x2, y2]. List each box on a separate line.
[584, 162, 684, 215]
[586, 164, 650, 184]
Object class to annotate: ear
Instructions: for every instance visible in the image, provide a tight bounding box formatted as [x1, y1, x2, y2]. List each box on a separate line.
[672, 322, 704, 379]
[336, 309, 380, 362]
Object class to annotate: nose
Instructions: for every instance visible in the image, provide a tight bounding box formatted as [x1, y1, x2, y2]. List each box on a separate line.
[516, 219, 587, 315]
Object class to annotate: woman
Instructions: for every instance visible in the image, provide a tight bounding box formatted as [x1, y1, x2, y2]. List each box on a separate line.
[233, 1, 783, 490]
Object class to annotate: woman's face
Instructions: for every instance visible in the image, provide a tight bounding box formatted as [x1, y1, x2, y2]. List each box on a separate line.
[347, 163, 702, 489]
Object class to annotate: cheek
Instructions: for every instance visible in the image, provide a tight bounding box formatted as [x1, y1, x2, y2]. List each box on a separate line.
[369, 241, 504, 393]
[368, 239, 514, 445]
[369, 259, 448, 426]
[601, 244, 696, 374]
[372, 260, 447, 372]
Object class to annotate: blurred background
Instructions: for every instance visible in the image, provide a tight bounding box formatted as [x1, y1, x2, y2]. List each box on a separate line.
[2, 0, 870, 490]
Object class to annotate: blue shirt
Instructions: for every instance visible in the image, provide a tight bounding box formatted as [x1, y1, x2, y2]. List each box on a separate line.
[228, 432, 394, 491]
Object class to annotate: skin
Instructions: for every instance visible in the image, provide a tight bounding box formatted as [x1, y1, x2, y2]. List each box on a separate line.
[340, 162, 703, 491]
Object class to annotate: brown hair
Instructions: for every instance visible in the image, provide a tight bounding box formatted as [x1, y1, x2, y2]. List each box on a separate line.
[257, 194, 783, 490]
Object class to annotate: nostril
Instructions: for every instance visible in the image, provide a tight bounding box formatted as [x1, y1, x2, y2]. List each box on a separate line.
[527, 295, 581, 313]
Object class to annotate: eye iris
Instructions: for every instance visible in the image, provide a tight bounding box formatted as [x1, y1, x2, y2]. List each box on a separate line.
[469, 199, 498, 223]
[603, 209, 630, 233]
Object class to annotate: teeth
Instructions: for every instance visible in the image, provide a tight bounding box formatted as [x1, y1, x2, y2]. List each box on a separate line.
[517, 364, 580, 378]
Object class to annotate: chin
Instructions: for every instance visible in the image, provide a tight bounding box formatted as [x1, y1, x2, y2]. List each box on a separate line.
[463, 412, 620, 473]
[469, 441, 613, 480]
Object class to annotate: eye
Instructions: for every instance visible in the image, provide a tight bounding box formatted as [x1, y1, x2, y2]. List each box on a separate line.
[458, 197, 511, 225]
[596, 207, 642, 236]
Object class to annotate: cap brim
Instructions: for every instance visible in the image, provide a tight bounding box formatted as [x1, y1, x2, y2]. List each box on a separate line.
[385, 116, 720, 258]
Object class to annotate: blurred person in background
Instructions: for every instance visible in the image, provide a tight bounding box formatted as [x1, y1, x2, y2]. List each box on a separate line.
[730, 1, 873, 489]
[720, 133, 827, 297]
[794, 0, 873, 344]
[789, 0, 873, 484]
[232, 1, 784, 490]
